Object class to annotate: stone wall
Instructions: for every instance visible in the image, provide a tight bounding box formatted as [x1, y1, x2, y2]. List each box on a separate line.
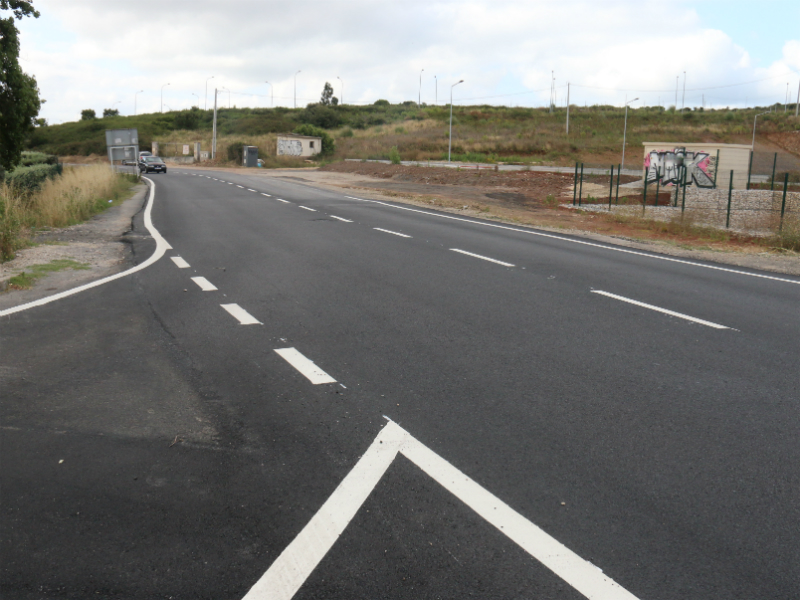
[683, 188, 800, 231]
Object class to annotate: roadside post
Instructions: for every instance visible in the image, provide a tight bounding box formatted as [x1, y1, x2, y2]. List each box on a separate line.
[726, 170, 734, 228]
[608, 165, 614, 211]
[770, 152, 777, 191]
[642, 171, 648, 215]
[681, 166, 687, 215]
[746, 150, 753, 190]
[780, 172, 789, 233]
[713, 149, 720, 188]
[573, 162, 578, 206]
[578, 163, 584, 206]
[615, 163, 621, 204]
[655, 177, 660, 207]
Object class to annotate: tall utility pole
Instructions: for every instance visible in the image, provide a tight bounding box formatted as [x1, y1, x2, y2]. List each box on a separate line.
[565, 82, 570, 134]
[418, 68, 424, 108]
[549, 71, 555, 113]
[796, 80, 799, 117]
[435, 75, 438, 105]
[785, 82, 790, 113]
[681, 71, 686, 111]
[265, 81, 272, 106]
[205, 76, 214, 110]
[294, 70, 301, 108]
[448, 80, 464, 162]
[134, 90, 143, 116]
[752, 110, 770, 149]
[621, 97, 639, 171]
[336, 76, 343, 105]
[212, 88, 218, 159]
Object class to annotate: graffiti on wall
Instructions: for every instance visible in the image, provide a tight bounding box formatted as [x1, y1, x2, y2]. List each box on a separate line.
[644, 147, 716, 187]
[277, 139, 303, 156]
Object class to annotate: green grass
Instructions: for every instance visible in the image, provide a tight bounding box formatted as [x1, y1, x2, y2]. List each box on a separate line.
[7, 259, 90, 289]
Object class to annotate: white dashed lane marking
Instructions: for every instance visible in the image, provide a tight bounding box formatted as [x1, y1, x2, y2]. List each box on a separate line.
[171, 256, 190, 268]
[236, 185, 245, 188]
[450, 248, 514, 267]
[191, 276, 218, 291]
[374, 228, 411, 238]
[277, 199, 289, 203]
[261, 193, 272, 197]
[274, 348, 336, 384]
[299, 206, 316, 212]
[330, 215, 352, 222]
[220, 304, 262, 325]
[591, 290, 733, 330]
[247, 188, 257, 192]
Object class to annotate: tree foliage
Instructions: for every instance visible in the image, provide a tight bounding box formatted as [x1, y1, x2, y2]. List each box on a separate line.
[293, 123, 335, 157]
[81, 109, 96, 120]
[320, 82, 334, 106]
[103, 108, 119, 117]
[0, 0, 43, 170]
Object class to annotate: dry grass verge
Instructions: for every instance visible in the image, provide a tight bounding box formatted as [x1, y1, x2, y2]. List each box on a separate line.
[1, 165, 136, 261]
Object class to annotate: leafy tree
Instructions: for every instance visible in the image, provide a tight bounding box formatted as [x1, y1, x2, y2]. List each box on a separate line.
[102, 108, 119, 117]
[81, 109, 96, 120]
[320, 82, 336, 106]
[173, 106, 201, 130]
[0, 0, 43, 170]
[294, 123, 335, 157]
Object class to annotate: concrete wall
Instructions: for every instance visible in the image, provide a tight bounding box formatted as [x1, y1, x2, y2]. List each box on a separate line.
[642, 143, 752, 190]
[277, 135, 322, 157]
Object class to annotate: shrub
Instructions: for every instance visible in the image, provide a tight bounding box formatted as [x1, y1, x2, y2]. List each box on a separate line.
[340, 128, 354, 138]
[374, 99, 390, 106]
[293, 124, 335, 156]
[20, 151, 57, 166]
[388, 146, 401, 164]
[6, 163, 62, 193]
[103, 108, 119, 117]
[226, 141, 250, 163]
[174, 108, 202, 130]
[296, 104, 343, 129]
[81, 109, 96, 120]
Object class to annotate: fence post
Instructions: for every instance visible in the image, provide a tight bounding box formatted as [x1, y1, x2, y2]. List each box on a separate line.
[780, 172, 789, 233]
[726, 170, 733, 228]
[746, 150, 753, 190]
[615, 163, 621, 204]
[770, 152, 777, 191]
[713, 149, 720, 188]
[681, 165, 687, 215]
[573, 162, 578, 206]
[608, 165, 614, 211]
[642, 170, 648, 215]
[578, 163, 584, 207]
[655, 176, 660, 207]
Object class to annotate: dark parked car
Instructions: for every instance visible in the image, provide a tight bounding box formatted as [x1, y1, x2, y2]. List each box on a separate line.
[139, 156, 167, 173]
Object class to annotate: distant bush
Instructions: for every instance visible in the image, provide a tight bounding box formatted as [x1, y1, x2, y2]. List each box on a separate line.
[374, 99, 390, 106]
[6, 163, 62, 192]
[388, 146, 401, 164]
[174, 107, 202, 130]
[340, 128, 354, 138]
[103, 108, 119, 117]
[81, 109, 96, 120]
[296, 104, 343, 129]
[294, 124, 335, 156]
[226, 141, 250, 163]
[20, 151, 58, 166]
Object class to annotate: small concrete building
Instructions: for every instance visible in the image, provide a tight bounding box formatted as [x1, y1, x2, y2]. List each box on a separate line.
[277, 134, 323, 157]
[642, 142, 752, 189]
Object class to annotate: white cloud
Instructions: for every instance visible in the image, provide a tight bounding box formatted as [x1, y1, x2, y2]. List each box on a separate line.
[14, 0, 800, 123]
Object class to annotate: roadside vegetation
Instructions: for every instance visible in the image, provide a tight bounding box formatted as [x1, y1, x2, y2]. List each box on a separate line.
[1, 156, 136, 261]
[7, 258, 89, 289]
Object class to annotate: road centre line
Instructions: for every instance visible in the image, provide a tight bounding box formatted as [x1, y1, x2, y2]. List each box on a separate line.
[0, 177, 169, 318]
[247, 188, 257, 192]
[299, 206, 316, 211]
[277, 199, 289, 203]
[274, 348, 336, 384]
[374, 227, 411, 238]
[261, 193, 272, 197]
[190, 276, 218, 291]
[330, 215, 352, 222]
[170, 256, 190, 268]
[236, 185, 245, 188]
[228, 182, 234, 185]
[220, 303, 261, 325]
[242, 420, 639, 600]
[341, 196, 799, 285]
[450, 248, 514, 267]
[591, 290, 732, 330]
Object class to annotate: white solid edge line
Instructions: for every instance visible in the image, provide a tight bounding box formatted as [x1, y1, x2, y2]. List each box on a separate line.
[374, 227, 411, 238]
[190, 276, 218, 291]
[342, 196, 799, 286]
[299, 206, 316, 211]
[329, 215, 352, 222]
[171, 256, 190, 269]
[274, 347, 336, 384]
[261, 193, 272, 197]
[591, 290, 732, 330]
[450, 248, 514, 267]
[0, 177, 168, 318]
[220, 303, 261, 325]
[241, 421, 639, 600]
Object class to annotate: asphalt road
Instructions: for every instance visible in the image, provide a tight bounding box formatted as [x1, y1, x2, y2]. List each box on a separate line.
[2, 168, 799, 600]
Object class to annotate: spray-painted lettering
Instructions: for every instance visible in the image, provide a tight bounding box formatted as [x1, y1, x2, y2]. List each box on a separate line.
[644, 147, 715, 187]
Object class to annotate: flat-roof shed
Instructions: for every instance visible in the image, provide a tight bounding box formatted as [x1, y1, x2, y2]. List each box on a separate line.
[642, 142, 752, 189]
[277, 134, 322, 157]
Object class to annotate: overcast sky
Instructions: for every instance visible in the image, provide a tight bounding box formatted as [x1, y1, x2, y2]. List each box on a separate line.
[14, 0, 800, 124]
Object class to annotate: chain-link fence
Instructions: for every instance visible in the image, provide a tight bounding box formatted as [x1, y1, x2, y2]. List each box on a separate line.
[569, 151, 800, 236]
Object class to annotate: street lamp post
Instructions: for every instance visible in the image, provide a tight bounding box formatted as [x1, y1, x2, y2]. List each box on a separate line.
[435, 75, 437, 105]
[336, 76, 343, 105]
[752, 110, 771, 149]
[294, 70, 301, 109]
[134, 90, 144, 116]
[191, 93, 199, 108]
[111, 100, 122, 115]
[448, 80, 464, 162]
[681, 71, 686, 111]
[205, 76, 214, 110]
[621, 97, 639, 171]
[161, 82, 170, 113]
[418, 68, 424, 108]
[265, 81, 272, 106]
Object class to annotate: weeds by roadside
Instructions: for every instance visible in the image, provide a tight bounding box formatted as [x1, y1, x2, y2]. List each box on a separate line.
[6, 259, 90, 289]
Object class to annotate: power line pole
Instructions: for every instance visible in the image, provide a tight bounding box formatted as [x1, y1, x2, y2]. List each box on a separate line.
[675, 76, 678, 108]
[566, 82, 570, 135]
[212, 88, 218, 159]
[796, 80, 800, 117]
[681, 71, 686, 111]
